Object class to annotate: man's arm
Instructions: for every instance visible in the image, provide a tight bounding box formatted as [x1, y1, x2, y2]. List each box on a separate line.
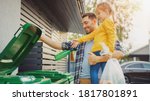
[88, 52, 109, 65]
[40, 34, 73, 50]
[112, 50, 124, 60]
[88, 50, 124, 65]
[40, 34, 62, 50]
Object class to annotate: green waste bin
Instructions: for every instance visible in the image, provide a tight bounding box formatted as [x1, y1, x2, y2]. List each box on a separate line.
[18, 70, 74, 84]
[0, 23, 51, 84]
[0, 23, 74, 84]
[0, 75, 51, 84]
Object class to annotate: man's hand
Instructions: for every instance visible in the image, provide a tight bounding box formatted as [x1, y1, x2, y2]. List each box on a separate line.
[88, 52, 99, 65]
[71, 39, 80, 48]
[112, 50, 124, 60]
[88, 52, 111, 65]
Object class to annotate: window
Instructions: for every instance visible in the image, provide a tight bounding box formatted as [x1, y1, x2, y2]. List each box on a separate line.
[122, 64, 131, 68]
[143, 63, 150, 69]
[127, 63, 143, 69]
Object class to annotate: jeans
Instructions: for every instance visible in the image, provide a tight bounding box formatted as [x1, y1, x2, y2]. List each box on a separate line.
[90, 51, 106, 84]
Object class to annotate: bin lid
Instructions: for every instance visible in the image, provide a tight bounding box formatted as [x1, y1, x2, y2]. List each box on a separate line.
[0, 23, 42, 75]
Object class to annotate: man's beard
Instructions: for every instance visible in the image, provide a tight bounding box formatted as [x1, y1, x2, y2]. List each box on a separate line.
[85, 30, 93, 34]
[85, 30, 91, 34]
[86, 32, 90, 34]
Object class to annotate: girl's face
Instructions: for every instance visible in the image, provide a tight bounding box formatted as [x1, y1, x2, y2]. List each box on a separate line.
[96, 8, 109, 22]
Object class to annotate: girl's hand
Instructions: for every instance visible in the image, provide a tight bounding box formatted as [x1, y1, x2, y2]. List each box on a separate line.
[71, 39, 80, 48]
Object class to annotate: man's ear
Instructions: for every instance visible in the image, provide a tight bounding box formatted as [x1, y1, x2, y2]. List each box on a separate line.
[93, 19, 97, 24]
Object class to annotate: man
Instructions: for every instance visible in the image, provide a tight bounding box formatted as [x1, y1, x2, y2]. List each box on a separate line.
[40, 13, 124, 84]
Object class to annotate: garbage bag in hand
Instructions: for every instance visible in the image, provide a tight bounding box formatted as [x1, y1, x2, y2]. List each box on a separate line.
[100, 58, 125, 84]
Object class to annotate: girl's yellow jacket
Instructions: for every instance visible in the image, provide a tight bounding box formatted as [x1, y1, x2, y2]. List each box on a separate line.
[78, 18, 116, 53]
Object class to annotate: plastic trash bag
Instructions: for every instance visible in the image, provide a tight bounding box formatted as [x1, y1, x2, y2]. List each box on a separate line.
[100, 58, 125, 84]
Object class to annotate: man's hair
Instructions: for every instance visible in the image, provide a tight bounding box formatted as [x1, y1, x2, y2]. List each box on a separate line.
[82, 13, 96, 20]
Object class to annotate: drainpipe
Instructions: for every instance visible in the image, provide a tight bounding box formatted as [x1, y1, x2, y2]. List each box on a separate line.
[67, 54, 70, 72]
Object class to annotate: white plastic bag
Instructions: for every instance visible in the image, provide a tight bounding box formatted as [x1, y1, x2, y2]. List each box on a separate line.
[100, 58, 125, 84]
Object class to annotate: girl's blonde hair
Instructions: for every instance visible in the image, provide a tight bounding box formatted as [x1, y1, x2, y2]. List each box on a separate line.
[96, 2, 113, 15]
[96, 2, 115, 22]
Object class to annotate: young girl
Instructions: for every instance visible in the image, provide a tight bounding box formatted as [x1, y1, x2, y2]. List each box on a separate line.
[72, 2, 117, 84]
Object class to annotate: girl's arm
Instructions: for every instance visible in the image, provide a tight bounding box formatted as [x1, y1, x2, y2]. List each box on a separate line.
[71, 28, 99, 48]
[78, 28, 99, 43]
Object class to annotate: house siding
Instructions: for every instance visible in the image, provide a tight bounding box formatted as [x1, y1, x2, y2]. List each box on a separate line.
[19, 0, 68, 72]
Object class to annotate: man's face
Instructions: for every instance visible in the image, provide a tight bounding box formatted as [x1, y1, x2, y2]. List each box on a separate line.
[82, 16, 97, 34]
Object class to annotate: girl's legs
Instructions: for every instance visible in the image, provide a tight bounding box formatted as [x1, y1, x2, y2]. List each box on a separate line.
[90, 51, 100, 84]
[90, 62, 101, 84]
[90, 51, 106, 84]
[100, 62, 106, 72]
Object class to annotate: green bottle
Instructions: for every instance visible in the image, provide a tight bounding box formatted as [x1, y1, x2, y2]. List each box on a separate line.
[55, 50, 72, 61]
[54, 41, 77, 61]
